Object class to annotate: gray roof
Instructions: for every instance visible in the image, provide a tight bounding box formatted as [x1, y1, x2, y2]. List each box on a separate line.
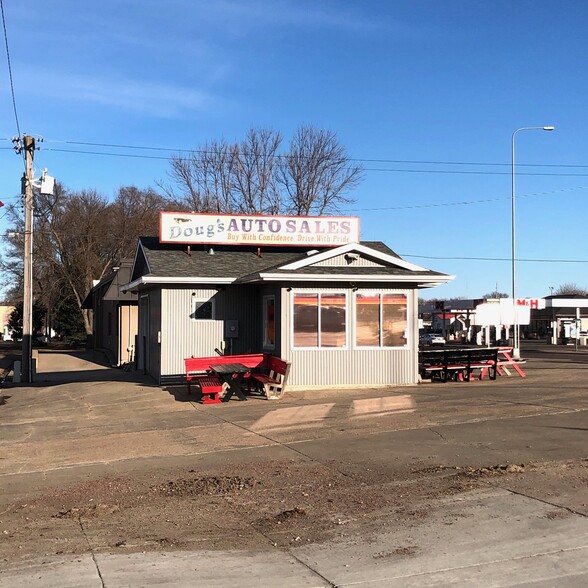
[133, 236, 449, 285]
[137, 236, 305, 278]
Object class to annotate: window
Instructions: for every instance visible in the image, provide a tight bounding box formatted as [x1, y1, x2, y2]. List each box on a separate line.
[293, 292, 346, 348]
[263, 295, 275, 349]
[356, 292, 407, 347]
[190, 294, 214, 320]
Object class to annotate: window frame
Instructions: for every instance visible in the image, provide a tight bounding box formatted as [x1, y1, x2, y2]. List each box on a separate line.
[291, 290, 348, 350]
[262, 295, 276, 350]
[190, 294, 215, 321]
[354, 290, 409, 349]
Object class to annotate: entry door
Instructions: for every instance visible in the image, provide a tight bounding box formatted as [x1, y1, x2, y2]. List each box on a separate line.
[138, 295, 150, 373]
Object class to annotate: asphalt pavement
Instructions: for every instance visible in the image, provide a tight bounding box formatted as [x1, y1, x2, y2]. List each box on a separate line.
[1, 345, 587, 587]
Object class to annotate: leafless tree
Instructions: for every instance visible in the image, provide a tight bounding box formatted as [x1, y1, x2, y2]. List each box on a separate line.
[278, 125, 363, 215]
[554, 282, 588, 296]
[231, 128, 283, 214]
[165, 125, 362, 216]
[1, 184, 168, 335]
[164, 139, 236, 213]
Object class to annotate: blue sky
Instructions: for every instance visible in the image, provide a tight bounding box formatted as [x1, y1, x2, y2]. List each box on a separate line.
[1, 0, 587, 299]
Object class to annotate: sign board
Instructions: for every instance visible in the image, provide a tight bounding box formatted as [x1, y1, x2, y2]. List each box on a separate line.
[159, 212, 360, 247]
[473, 299, 533, 326]
[515, 298, 546, 310]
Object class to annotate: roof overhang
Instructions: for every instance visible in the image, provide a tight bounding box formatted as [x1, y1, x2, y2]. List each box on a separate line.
[240, 272, 455, 287]
[280, 242, 428, 272]
[121, 275, 236, 293]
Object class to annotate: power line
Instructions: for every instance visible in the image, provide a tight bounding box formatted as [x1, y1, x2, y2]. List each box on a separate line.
[0, 0, 21, 139]
[38, 139, 588, 169]
[45, 147, 171, 161]
[38, 147, 588, 178]
[402, 254, 588, 263]
[348, 185, 588, 211]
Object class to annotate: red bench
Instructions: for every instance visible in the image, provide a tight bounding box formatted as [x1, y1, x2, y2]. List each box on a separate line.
[246, 355, 290, 400]
[184, 353, 290, 401]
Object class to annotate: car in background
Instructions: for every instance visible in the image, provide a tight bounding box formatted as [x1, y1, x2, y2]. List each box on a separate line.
[419, 332, 445, 346]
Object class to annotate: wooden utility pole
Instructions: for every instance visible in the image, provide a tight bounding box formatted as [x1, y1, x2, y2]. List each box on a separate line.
[22, 135, 35, 383]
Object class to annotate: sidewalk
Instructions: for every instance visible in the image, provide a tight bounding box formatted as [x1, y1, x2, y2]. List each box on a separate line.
[1, 349, 587, 586]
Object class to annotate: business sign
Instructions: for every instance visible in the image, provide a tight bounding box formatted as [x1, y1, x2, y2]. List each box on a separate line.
[159, 212, 360, 247]
[515, 298, 546, 310]
[474, 298, 544, 326]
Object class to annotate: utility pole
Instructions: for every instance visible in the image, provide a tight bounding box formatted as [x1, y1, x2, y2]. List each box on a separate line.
[22, 135, 35, 383]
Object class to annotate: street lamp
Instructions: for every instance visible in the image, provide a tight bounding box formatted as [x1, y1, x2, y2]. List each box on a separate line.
[511, 126, 555, 358]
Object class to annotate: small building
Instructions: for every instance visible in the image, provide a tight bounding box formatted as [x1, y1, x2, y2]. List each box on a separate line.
[120, 213, 452, 388]
[529, 295, 588, 344]
[0, 305, 16, 340]
[82, 260, 138, 366]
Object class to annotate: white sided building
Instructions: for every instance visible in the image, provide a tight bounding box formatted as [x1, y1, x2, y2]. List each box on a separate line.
[121, 213, 453, 388]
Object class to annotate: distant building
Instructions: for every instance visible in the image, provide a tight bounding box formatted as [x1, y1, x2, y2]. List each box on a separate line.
[82, 260, 138, 366]
[529, 295, 588, 344]
[0, 305, 16, 340]
[419, 296, 588, 346]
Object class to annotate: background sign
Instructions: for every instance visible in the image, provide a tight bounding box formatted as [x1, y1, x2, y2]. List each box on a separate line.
[160, 213, 360, 247]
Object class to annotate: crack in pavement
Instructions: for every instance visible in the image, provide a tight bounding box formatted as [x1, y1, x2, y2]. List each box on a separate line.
[78, 518, 106, 588]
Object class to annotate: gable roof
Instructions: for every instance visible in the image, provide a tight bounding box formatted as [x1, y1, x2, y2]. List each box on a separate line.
[123, 236, 453, 291]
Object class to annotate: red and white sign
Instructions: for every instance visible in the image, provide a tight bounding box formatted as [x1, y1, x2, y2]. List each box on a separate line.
[160, 212, 360, 247]
[515, 298, 546, 309]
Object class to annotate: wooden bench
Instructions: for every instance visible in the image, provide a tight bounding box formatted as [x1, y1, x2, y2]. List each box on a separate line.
[184, 353, 289, 401]
[419, 347, 499, 382]
[184, 357, 230, 403]
[245, 355, 291, 400]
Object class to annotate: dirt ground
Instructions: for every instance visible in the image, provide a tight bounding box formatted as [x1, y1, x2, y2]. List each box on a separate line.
[2, 455, 587, 563]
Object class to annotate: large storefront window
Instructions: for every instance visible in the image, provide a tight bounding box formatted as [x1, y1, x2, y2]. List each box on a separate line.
[356, 292, 407, 347]
[293, 292, 346, 348]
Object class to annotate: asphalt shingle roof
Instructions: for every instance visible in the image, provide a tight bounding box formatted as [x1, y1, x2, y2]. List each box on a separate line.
[138, 236, 307, 278]
[136, 236, 447, 282]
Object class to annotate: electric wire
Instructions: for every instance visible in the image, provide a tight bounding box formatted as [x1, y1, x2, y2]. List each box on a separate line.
[0, 0, 22, 152]
[37, 147, 588, 178]
[347, 185, 588, 212]
[401, 254, 588, 264]
[35, 139, 588, 169]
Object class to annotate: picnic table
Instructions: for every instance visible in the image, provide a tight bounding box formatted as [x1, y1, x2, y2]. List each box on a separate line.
[419, 347, 499, 382]
[496, 347, 527, 378]
[209, 362, 250, 401]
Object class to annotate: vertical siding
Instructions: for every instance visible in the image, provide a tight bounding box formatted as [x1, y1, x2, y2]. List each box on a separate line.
[156, 283, 419, 386]
[280, 285, 418, 387]
[160, 285, 262, 377]
[161, 288, 223, 377]
[315, 254, 385, 268]
[222, 286, 260, 355]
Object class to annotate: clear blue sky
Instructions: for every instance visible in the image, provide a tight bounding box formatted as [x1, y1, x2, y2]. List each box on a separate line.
[1, 1, 587, 299]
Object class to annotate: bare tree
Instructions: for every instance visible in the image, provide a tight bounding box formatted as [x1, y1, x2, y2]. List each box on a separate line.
[482, 290, 509, 299]
[2, 184, 169, 335]
[231, 128, 283, 214]
[554, 282, 588, 296]
[278, 125, 363, 215]
[108, 186, 170, 261]
[164, 139, 236, 213]
[165, 125, 362, 216]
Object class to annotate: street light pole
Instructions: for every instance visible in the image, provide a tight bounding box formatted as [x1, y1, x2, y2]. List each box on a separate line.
[511, 126, 554, 359]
